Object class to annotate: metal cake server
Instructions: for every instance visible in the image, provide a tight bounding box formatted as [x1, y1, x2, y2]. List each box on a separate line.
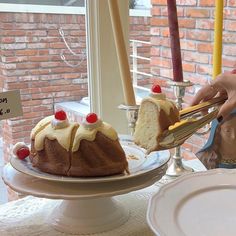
[158, 96, 227, 149]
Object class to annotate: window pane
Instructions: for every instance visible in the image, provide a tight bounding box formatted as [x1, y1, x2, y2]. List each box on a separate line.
[0, 0, 85, 6]
[129, 0, 152, 103]
[0, 3, 89, 202]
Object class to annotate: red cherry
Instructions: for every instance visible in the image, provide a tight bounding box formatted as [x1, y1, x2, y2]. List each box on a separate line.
[55, 110, 67, 121]
[16, 147, 30, 160]
[151, 84, 162, 93]
[86, 113, 98, 123]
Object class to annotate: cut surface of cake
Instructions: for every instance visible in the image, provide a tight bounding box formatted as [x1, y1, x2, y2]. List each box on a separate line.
[134, 84, 179, 153]
[26, 111, 129, 177]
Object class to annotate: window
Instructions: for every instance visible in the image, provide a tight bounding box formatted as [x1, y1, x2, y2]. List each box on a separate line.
[0, 0, 85, 6]
[129, 0, 152, 103]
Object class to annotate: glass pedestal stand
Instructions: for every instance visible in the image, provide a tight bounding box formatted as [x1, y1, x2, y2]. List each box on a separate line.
[166, 80, 194, 177]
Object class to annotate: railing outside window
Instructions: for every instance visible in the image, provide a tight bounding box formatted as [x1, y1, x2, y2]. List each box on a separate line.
[130, 39, 152, 93]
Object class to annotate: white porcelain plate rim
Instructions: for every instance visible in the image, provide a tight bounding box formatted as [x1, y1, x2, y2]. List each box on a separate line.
[10, 140, 170, 183]
[147, 168, 236, 236]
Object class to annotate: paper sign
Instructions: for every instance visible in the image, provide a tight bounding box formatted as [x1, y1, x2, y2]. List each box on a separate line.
[0, 90, 23, 120]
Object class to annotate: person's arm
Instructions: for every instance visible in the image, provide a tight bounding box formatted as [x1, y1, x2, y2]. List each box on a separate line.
[191, 72, 236, 121]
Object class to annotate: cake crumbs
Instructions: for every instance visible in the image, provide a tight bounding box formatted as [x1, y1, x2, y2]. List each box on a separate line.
[126, 154, 139, 160]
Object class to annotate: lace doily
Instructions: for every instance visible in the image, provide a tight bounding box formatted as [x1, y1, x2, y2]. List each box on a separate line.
[0, 185, 161, 236]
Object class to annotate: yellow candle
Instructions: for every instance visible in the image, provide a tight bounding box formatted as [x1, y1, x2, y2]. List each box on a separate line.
[108, 0, 136, 106]
[213, 0, 224, 79]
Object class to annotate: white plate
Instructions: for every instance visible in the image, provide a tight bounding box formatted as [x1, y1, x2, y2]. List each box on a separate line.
[10, 141, 170, 183]
[147, 169, 236, 236]
[3, 163, 167, 200]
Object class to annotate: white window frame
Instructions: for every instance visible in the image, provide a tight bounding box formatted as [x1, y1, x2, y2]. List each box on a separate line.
[0, 3, 85, 14]
[86, 0, 130, 134]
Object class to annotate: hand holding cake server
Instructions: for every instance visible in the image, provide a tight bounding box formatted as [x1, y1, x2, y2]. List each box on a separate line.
[191, 71, 236, 122]
[157, 70, 236, 150]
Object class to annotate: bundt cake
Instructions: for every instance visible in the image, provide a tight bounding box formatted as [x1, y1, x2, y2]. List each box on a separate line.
[14, 111, 129, 177]
[134, 84, 179, 153]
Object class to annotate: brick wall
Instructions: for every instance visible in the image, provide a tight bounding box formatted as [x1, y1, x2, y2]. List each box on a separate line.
[150, 0, 236, 159]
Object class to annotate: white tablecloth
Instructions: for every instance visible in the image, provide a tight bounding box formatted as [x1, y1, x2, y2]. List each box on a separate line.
[0, 159, 206, 236]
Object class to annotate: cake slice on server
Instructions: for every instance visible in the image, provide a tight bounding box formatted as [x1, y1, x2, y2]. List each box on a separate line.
[134, 84, 180, 153]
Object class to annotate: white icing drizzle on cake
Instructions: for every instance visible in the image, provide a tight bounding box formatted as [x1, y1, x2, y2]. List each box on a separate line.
[143, 92, 176, 116]
[72, 119, 118, 152]
[149, 92, 166, 100]
[51, 118, 69, 129]
[34, 122, 79, 151]
[31, 115, 54, 139]
[32, 116, 118, 153]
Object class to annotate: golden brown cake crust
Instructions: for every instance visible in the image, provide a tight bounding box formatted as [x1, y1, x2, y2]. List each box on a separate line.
[30, 138, 70, 176]
[69, 132, 128, 177]
[158, 107, 179, 132]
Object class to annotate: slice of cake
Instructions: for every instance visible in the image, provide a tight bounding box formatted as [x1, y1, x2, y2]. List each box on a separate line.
[30, 110, 79, 176]
[69, 113, 129, 177]
[134, 84, 179, 153]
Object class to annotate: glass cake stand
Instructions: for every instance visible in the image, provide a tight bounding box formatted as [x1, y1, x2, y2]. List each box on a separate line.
[2, 140, 170, 235]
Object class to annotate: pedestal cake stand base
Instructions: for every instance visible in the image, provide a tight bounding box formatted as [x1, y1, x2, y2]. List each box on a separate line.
[49, 197, 129, 235]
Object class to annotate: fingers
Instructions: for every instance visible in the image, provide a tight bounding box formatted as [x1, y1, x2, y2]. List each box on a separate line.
[217, 98, 236, 121]
[190, 84, 217, 106]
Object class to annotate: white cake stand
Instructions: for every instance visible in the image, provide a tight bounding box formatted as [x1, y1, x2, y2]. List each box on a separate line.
[3, 164, 167, 235]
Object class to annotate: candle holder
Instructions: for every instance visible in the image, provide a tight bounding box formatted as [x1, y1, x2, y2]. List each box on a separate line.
[166, 80, 194, 177]
[118, 104, 139, 136]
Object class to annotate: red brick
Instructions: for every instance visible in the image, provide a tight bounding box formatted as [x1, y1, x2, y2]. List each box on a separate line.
[3, 30, 26, 36]
[150, 47, 160, 56]
[15, 49, 37, 56]
[228, 0, 236, 7]
[151, 0, 166, 5]
[150, 18, 168, 27]
[199, 0, 215, 7]
[183, 51, 209, 64]
[1, 37, 15, 43]
[196, 64, 212, 75]
[224, 45, 236, 56]
[151, 57, 171, 68]
[197, 43, 213, 53]
[181, 41, 196, 51]
[225, 20, 236, 31]
[179, 19, 196, 28]
[225, 9, 236, 20]
[186, 30, 211, 41]
[196, 19, 214, 30]
[186, 8, 210, 18]
[222, 57, 236, 68]
[161, 7, 184, 17]
[151, 7, 161, 16]
[183, 63, 196, 72]
[177, 0, 197, 5]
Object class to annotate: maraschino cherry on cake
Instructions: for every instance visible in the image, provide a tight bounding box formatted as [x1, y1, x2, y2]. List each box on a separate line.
[134, 84, 179, 153]
[27, 110, 128, 177]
